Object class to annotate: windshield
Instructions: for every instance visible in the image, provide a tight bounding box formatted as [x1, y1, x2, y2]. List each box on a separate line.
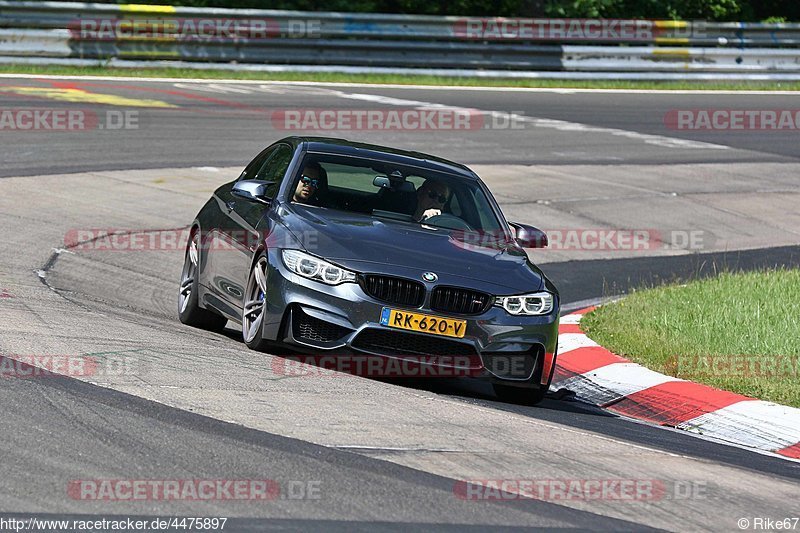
[288, 153, 507, 234]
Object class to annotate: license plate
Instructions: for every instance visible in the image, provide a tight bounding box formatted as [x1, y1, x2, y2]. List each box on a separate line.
[379, 307, 466, 339]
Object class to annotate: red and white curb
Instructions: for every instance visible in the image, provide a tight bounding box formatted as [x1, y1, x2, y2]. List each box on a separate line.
[552, 307, 800, 460]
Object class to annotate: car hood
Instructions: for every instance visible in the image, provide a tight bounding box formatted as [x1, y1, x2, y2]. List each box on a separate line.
[279, 205, 545, 294]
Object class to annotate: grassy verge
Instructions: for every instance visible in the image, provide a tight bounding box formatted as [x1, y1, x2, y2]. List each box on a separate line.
[1, 64, 800, 91]
[581, 269, 800, 407]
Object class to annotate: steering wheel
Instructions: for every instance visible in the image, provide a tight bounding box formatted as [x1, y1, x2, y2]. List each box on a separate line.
[423, 213, 474, 231]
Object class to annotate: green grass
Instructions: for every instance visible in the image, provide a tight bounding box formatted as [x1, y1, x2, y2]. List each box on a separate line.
[2, 63, 800, 91]
[581, 269, 800, 407]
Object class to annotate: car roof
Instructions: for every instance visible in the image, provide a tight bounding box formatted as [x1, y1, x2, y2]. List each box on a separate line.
[280, 136, 478, 180]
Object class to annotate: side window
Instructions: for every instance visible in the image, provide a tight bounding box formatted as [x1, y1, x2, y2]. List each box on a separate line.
[238, 146, 277, 182]
[256, 144, 293, 182]
[256, 144, 293, 199]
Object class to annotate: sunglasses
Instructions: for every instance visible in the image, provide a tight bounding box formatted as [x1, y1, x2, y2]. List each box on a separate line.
[301, 176, 319, 188]
[427, 191, 448, 204]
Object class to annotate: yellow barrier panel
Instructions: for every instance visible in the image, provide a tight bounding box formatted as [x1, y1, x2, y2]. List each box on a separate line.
[119, 4, 177, 14]
[654, 20, 688, 29]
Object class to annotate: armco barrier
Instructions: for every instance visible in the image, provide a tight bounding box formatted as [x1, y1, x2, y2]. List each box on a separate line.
[0, 28, 71, 57]
[562, 46, 800, 72]
[0, 1, 798, 76]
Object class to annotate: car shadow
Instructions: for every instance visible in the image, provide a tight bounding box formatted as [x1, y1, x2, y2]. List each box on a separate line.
[388, 375, 610, 415]
[216, 322, 616, 418]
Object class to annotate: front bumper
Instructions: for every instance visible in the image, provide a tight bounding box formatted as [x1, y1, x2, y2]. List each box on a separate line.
[261, 249, 559, 388]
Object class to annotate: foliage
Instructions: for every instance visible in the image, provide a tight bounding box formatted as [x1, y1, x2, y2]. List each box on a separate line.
[55, 0, 798, 21]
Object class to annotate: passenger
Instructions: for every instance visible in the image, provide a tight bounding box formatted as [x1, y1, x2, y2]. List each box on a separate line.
[413, 179, 451, 222]
[293, 162, 322, 204]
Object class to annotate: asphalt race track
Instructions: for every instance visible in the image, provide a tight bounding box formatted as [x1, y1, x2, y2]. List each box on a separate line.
[1, 76, 799, 531]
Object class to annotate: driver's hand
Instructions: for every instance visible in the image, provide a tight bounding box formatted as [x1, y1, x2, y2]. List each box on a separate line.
[421, 209, 441, 221]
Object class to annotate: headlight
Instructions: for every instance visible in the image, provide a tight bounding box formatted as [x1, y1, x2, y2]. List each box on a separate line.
[281, 250, 357, 285]
[495, 292, 554, 316]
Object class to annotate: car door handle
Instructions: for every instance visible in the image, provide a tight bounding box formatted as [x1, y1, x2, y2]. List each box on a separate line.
[225, 201, 236, 212]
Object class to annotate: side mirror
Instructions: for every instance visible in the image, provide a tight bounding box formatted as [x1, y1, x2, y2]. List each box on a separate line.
[232, 180, 274, 205]
[510, 222, 547, 248]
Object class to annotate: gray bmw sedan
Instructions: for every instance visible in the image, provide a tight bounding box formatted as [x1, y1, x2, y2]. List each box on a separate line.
[179, 137, 559, 405]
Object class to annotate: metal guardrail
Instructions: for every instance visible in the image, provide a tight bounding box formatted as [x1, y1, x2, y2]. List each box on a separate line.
[0, 1, 798, 75]
[562, 46, 800, 72]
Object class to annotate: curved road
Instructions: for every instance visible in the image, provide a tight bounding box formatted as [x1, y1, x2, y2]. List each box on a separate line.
[0, 76, 798, 531]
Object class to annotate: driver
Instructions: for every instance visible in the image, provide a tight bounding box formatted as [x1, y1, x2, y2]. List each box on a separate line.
[413, 179, 451, 222]
[293, 162, 322, 204]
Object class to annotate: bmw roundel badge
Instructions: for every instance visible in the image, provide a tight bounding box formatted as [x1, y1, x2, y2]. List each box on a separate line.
[422, 272, 438, 283]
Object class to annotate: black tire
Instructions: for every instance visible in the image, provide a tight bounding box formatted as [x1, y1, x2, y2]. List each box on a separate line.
[492, 383, 548, 406]
[178, 230, 228, 331]
[242, 253, 272, 351]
